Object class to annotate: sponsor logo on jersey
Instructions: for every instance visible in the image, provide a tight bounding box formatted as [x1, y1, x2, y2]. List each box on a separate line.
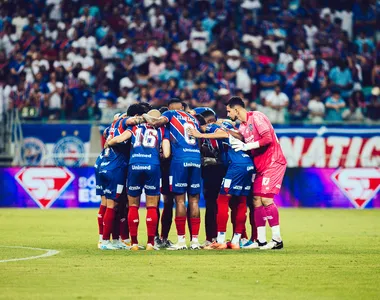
[15, 167, 74, 209]
[245, 186, 251, 190]
[132, 165, 151, 170]
[183, 162, 201, 168]
[132, 153, 152, 158]
[21, 137, 47, 166]
[175, 183, 188, 187]
[247, 165, 255, 171]
[100, 161, 110, 167]
[183, 148, 200, 153]
[190, 184, 200, 188]
[104, 189, 112, 194]
[331, 168, 380, 209]
[53, 136, 85, 167]
[96, 185, 102, 189]
[233, 185, 243, 190]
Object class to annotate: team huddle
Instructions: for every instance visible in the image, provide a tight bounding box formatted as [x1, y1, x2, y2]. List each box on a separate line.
[95, 97, 287, 251]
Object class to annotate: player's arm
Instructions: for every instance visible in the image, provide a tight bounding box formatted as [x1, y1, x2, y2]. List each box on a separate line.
[161, 139, 171, 159]
[225, 129, 244, 141]
[126, 116, 146, 125]
[188, 128, 229, 139]
[230, 130, 272, 151]
[142, 113, 169, 127]
[107, 130, 132, 146]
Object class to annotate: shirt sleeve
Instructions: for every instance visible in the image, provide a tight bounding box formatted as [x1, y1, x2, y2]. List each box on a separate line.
[162, 110, 172, 122]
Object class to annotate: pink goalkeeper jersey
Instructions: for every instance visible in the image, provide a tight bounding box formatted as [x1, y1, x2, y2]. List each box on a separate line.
[239, 111, 287, 173]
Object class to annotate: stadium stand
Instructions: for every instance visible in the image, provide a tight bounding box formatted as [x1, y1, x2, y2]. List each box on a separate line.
[0, 0, 378, 123]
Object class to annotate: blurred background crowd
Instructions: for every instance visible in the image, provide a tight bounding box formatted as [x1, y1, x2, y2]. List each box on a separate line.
[0, 0, 378, 123]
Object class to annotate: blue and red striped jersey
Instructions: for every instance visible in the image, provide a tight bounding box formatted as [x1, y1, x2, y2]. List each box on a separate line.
[127, 124, 168, 165]
[104, 116, 130, 162]
[162, 110, 201, 163]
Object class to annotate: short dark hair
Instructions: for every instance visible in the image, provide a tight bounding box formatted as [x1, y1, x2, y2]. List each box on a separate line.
[201, 109, 217, 121]
[182, 101, 189, 110]
[168, 98, 182, 106]
[139, 102, 152, 113]
[159, 106, 168, 114]
[127, 103, 145, 116]
[195, 114, 206, 126]
[226, 96, 245, 108]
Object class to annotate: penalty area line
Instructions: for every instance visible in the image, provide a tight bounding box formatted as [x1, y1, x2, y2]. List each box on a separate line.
[0, 246, 60, 263]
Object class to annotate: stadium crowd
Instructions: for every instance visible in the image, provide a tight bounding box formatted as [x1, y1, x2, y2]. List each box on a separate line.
[0, 0, 378, 123]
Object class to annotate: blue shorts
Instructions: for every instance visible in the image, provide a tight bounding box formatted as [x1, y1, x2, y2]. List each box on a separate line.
[99, 158, 127, 201]
[170, 160, 201, 195]
[220, 163, 255, 196]
[127, 164, 161, 197]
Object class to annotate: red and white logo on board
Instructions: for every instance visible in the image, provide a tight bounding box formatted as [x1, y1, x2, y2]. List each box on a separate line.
[331, 168, 380, 209]
[15, 167, 75, 209]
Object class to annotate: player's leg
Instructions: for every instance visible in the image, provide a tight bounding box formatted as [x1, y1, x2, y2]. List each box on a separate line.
[99, 170, 120, 250]
[160, 193, 174, 246]
[202, 164, 223, 246]
[188, 165, 202, 250]
[97, 196, 106, 248]
[251, 171, 268, 247]
[144, 164, 161, 250]
[159, 160, 174, 247]
[167, 161, 188, 250]
[146, 195, 160, 250]
[95, 166, 106, 247]
[260, 163, 286, 250]
[126, 165, 144, 250]
[119, 193, 130, 247]
[127, 195, 140, 250]
[119, 170, 130, 247]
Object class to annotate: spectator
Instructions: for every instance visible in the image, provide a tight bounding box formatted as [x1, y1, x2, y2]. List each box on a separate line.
[289, 90, 309, 121]
[325, 90, 346, 122]
[329, 59, 353, 99]
[190, 20, 209, 55]
[159, 60, 180, 82]
[259, 65, 280, 100]
[67, 78, 93, 120]
[95, 82, 116, 109]
[264, 85, 289, 124]
[46, 72, 64, 119]
[117, 87, 137, 109]
[191, 79, 215, 108]
[308, 95, 325, 123]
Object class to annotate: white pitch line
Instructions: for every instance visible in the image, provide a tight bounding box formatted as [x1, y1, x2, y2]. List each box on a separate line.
[0, 246, 59, 263]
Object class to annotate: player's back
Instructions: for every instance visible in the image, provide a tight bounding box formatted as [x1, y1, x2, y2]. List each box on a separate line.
[162, 110, 201, 163]
[103, 117, 130, 165]
[128, 124, 166, 166]
[241, 111, 286, 172]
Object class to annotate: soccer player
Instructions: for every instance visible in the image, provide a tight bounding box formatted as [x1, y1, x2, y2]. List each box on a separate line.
[95, 123, 112, 249]
[188, 117, 255, 249]
[143, 98, 202, 250]
[197, 109, 227, 246]
[227, 96, 286, 250]
[99, 104, 148, 250]
[107, 109, 170, 251]
[157, 106, 175, 248]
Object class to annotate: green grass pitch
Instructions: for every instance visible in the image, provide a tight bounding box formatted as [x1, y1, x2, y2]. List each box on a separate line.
[0, 209, 379, 300]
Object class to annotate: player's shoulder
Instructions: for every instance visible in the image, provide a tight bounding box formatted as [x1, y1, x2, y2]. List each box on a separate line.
[205, 123, 219, 132]
[250, 110, 268, 124]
